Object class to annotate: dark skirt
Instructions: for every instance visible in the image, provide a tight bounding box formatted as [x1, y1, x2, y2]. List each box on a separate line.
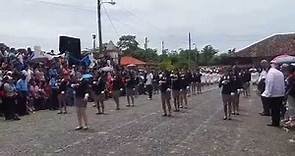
[75, 97, 87, 108]
[126, 88, 134, 96]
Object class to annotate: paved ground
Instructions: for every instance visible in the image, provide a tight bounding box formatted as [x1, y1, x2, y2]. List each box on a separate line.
[0, 87, 295, 156]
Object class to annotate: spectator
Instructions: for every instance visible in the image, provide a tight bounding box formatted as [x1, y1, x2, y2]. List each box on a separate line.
[262, 61, 285, 127]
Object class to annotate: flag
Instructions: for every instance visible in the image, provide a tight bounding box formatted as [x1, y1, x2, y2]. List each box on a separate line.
[80, 53, 95, 67]
[80, 55, 91, 66]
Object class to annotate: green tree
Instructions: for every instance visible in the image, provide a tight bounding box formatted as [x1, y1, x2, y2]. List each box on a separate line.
[201, 45, 219, 65]
[159, 57, 174, 70]
[117, 35, 139, 52]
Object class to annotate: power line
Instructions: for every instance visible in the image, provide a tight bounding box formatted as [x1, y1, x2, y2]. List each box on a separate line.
[102, 5, 120, 38]
[116, 5, 164, 33]
[23, 0, 95, 12]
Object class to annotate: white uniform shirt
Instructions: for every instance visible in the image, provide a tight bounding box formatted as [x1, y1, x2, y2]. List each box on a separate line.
[258, 70, 267, 83]
[262, 68, 285, 98]
[145, 73, 153, 85]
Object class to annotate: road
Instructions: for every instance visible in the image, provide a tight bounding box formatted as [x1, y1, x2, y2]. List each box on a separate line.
[0, 87, 295, 156]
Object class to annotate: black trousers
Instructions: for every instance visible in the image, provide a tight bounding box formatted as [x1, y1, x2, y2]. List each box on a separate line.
[49, 88, 59, 110]
[267, 97, 283, 126]
[146, 85, 153, 99]
[16, 92, 28, 116]
[261, 96, 271, 115]
[3, 96, 17, 120]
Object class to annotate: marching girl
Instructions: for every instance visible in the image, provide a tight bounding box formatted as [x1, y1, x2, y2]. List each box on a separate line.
[159, 72, 172, 117]
[179, 74, 189, 109]
[232, 67, 243, 115]
[171, 73, 181, 112]
[73, 77, 90, 130]
[57, 79, 68, 114]
[125, 74, 136, 107]
[92, 74, 106, 114]
[111, 73, 124, 110]
[219, 69, 234, 120]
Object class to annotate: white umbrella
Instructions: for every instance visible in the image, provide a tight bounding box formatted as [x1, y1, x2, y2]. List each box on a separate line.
[271, 54, 295, 64]
[127, 64, 136, 67]
[100, 66, 114, 72]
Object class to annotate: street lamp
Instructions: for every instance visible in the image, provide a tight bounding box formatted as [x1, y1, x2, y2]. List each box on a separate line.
[92, 33, 96, 52]
[97, 0, 116, 54]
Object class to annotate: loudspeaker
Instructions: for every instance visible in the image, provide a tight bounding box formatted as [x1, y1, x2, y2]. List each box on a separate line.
[59, 36, 81, 65]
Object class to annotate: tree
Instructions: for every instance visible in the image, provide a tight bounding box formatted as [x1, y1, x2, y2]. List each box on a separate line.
[117, 35, 139, 52]
[201, 45, 219, 65]
[159, 57, 174, 70]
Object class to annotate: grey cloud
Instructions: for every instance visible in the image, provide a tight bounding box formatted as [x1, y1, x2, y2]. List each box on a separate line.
[0, 0, 295, 53]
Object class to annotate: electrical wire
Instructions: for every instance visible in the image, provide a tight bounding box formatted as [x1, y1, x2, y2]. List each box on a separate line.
[102, 5, 120, 38]
[22, 0, 96, 12]
[116, 5, 164, 33]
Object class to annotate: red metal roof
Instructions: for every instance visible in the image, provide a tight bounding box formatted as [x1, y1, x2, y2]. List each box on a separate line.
[120, 56, 146, 65]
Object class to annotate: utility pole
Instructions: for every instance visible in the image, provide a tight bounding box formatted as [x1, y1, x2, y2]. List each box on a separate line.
[97, 0, 116, 54]
[193, 43, 199, 67]
[97, 0, 103, 54]
[188, 32, 192, 69]
[92, 34, 96, 52]
[189, 32, 192, 50]
[161, 41, 165, 55]
[144, 37, 148, 51]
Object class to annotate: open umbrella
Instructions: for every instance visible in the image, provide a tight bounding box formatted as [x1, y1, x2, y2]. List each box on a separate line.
[127, 64, 136, 67]
[100, 66, 113, 72]
[30, 57, 49, 63]
[82, 74, 93, 79]
[271, 54, 295, 64]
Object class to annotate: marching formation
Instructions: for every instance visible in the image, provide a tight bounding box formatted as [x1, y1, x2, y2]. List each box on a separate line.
[0, 46, 224, 130]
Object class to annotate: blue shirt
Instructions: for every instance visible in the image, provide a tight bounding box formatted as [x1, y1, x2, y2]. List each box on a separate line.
[49, 78, 58, 89]
[16, 79, 28, 92]
[49, 68, 58, 78]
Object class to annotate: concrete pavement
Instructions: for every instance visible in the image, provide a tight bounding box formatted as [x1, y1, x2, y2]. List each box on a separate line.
[0, 87, 294, 156]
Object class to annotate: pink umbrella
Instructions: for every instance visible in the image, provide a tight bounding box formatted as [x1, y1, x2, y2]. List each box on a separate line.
[271, 54, 295, 64]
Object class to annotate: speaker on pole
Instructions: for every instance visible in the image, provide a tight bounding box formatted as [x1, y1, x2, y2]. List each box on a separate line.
[59, 36, 81, 65]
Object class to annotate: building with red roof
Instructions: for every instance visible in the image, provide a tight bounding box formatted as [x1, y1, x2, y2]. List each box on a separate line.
[120, 56, 146, 66]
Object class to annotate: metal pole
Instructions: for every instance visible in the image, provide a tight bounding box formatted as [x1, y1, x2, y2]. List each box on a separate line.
[188, 32, 191, 69]
[98, 0, 103, 54]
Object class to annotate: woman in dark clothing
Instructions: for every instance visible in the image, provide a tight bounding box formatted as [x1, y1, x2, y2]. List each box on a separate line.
[179, 74, 189, 109]
[49, 77, 59, 110]
[125, 74, 136, 107]
[159, 73, 172, 117]
[57, 79, 68, 114]
[171, 73, 181, 112]
[74, 78, 89, 130]
[92, 75, 106, 114]
[3, 76, 20, 120]
[219, 69, 234, 120]
[232, 68, 243, 115]
[111, 74, 123, 110]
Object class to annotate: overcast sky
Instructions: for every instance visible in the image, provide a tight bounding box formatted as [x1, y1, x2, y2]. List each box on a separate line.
[0, 0, 295, 53]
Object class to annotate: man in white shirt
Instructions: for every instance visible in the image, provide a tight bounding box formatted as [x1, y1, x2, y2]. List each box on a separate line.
[262, 61, 285, 127]
[258, 60, 271, 116]
[146, 71, 153, 100]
